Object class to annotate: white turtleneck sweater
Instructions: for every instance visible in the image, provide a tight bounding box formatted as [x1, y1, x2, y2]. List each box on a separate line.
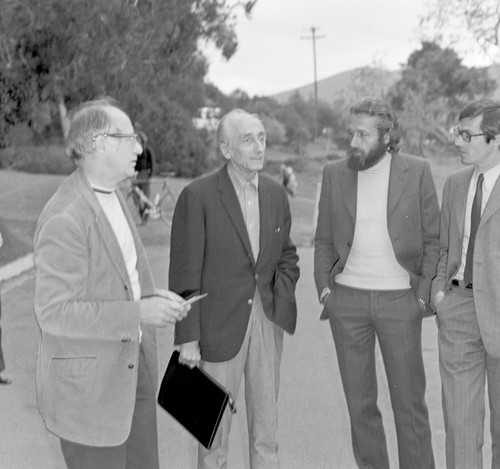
[335, 153, 411, 291]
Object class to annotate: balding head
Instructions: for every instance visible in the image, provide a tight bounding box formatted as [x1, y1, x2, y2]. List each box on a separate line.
[65, 97, 125, 163]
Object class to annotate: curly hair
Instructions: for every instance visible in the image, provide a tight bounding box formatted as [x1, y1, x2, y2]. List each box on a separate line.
[350, 98, 402, 153]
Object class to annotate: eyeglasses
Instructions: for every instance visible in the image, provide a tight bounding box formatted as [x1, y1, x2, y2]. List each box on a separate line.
[91, 132, 141, 144]
[453, 127, 485, 143]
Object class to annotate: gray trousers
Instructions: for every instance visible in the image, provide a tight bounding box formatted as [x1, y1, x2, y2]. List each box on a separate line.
[326, 284, 434, 469]
[438, 285, 500, 469]
[198, 291, 284, 469]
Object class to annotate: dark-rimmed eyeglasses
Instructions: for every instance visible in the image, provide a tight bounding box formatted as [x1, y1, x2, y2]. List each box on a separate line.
[453, 126, 485, 143]
[91, 133, 141, 144]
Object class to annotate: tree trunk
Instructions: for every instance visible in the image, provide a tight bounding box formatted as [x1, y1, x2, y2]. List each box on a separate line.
[57, 95, 70, 140]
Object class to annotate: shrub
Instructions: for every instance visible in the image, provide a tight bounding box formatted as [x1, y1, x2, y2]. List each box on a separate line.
[133, 97, 208, 178]
[0, 144, 75, 175]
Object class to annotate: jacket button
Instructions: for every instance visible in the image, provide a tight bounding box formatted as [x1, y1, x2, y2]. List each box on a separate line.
[121, 337, 131, 343]
[248, 299, 253, 305]
[347, 241, 352, 247]
[124, 285, 128, 291]
[128, 363, 135, 369]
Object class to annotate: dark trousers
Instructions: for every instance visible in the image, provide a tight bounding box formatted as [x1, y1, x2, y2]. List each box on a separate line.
[326, 284, 434, 469]
[60, 346, 159, 469]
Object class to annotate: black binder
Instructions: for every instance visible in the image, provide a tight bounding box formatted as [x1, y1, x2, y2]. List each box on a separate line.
[158, 350, 236, 449]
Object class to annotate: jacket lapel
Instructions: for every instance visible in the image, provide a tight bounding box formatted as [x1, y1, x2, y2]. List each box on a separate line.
[480, 172, 500, 225]
[218, 165, 255, 264]
[75, 169, 135, 294]
[388, 154, 409, 214]
[257, 180, 272, 267]
[339, 163, 357, 219]
[117, 189, 155, 296]
[454, 168, 474, 240]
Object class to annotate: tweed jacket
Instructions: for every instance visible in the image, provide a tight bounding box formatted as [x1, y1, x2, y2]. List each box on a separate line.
[33, 167, 157, 447]
[314, 153, 440, 319]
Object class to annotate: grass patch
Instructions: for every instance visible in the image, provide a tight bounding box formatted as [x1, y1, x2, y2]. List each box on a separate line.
[0, 144, 75, 175]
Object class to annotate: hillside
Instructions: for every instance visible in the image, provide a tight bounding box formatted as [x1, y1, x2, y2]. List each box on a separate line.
[271, 67, 400, 104]
[271, 64, 500, 104]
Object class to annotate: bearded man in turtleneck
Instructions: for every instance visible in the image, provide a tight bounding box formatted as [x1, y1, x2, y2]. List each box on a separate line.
[314, 98, 439, 469]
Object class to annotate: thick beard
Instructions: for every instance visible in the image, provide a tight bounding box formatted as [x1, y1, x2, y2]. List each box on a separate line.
[347, 138, 388, 171]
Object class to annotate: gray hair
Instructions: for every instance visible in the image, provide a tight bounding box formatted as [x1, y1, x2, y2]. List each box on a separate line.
[65, 97, 122, 163]
[216, 108, 262, 159]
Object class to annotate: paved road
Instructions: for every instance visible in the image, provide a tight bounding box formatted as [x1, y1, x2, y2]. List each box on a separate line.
[0, 245, 492, 468]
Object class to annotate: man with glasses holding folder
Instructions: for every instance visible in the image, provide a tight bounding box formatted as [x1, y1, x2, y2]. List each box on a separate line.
[34, 97, 189, 469]
[432, 99, 500, 468]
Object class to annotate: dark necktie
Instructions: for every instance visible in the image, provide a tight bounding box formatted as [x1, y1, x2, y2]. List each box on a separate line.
[463, 173, 484, 286]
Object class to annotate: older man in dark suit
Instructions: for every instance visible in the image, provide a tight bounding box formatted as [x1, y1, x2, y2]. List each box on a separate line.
[34, 97, 189, 469]
[314, 98, 439, 469]
[169, 108, 300, 469]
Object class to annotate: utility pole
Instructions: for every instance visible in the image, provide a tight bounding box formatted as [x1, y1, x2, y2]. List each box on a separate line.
[302, 26, 325, 140]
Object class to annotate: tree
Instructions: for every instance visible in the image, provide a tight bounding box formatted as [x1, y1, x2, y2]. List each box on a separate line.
[261, 115, 286, 146]
[388, 41, 495, 154]
[0, 0, 258, 175]
[421, 0, 500, 63]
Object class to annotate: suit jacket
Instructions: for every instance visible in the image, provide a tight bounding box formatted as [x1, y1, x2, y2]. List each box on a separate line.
[33, 167, 157, 447]
[169, 164, 300, 363]
[314, 153, 440, 319]
[431, 166, 500, 356]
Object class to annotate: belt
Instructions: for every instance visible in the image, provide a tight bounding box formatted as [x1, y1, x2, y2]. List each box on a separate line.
[451, 279, 473, 289]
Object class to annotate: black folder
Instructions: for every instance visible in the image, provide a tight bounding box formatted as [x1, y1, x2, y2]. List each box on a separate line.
[158, 350, 236, 449]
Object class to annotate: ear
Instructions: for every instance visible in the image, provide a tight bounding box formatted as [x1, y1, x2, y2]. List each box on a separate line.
[383, 132, 390, 145]
[92, 135, 105, 153]
[220, 142, 231, 160]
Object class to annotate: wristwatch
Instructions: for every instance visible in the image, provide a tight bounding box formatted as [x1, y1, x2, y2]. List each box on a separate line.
[417, 298, 427, 311]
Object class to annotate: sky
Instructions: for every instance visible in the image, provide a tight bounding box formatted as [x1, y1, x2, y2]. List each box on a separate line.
[203, 0, 491, 97]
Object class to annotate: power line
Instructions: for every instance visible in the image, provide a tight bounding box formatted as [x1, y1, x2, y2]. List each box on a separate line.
[302, 26, 325, 140]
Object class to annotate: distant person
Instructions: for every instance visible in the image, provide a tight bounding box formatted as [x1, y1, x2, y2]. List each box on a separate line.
[314, 98, 439, 468]
[33, 97, 190, 469]
[133, 131, 155, 222]
[169, 108, 300, 468]
[280, 163, 298, 196]
[432, 99, 500, 468]
[0, 231, 11, 385]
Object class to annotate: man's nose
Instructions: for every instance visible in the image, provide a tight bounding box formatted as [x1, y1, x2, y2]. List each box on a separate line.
[350, 133, 360, 147]
[255, 139, 265, 152]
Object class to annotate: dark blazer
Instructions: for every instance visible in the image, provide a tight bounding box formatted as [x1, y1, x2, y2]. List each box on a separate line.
[314, 153, 440, 319]
[169, 164, 300, 363]
[34, 167, 157, 447]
